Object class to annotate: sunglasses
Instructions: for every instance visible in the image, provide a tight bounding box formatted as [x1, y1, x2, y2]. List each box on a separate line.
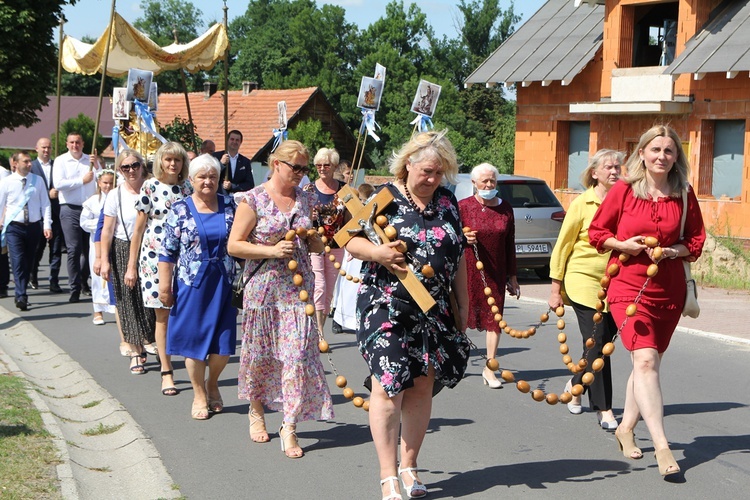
[280, 159, 310, 175]
[315, 163, 331, 168]
[120, 161, 142, 172]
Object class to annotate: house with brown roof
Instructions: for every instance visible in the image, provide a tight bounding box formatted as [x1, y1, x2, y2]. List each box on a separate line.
[0, 96, 115, 154]
[467, 0, 750, 238]
[156, 84, 365, 168]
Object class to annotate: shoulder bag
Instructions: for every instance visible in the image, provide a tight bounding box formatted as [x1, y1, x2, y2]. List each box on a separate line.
[680, 188, 700, 318]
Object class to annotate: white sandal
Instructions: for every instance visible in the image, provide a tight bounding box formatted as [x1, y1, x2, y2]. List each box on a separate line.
[380, 476, 401, 500]
[398, 467, 427, 498]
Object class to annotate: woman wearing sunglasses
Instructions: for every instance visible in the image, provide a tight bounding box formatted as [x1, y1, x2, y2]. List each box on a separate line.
[100, 150, 156, 375]
[228, 140, 332, 458]
[304, 148, 347, 340]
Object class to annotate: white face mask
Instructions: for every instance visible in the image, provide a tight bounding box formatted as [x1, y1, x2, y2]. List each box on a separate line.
[477, 188, 498, 200]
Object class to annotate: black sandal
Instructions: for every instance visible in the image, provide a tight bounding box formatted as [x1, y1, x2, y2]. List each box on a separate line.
[161, 370, 178, 396]
[130, 355, 146, 375]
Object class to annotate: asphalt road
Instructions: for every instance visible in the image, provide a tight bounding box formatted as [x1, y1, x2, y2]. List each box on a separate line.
[10, 279, 750, 499]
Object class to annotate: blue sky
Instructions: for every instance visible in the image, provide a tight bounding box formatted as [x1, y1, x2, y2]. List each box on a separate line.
[61, 0, 546, 41]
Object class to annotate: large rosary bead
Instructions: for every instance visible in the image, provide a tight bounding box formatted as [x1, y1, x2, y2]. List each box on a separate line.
[293, 274, 303, 286]
[305, 304, 316, 316]
[476, 261, 484, 270]
[540, 312, 550, 323]
[531, 389, 545, 402]
[585, 337, 595, 349]
[545, 393, 559, 405]
[581, 372, 595, 386]
[516, 380, 531, 393]
[652, 246, 663, 260]
[556, 319, 565, 330]
[607, 263, 620, 277]
[557, 333, 567, 343]
[647, 263, 659, 277]
[591, 358, 605, 372]
[421, 265, 435, 278]
[484, 287, 493, 296]
[486, 358, 500, 371]
[626, 303, 637, 317]
[600, 276, 611, 288]
[619, 253, 630, 262]
[285, 229, 296, 241]
[602, 342, 615, 356]
[335, 375, 347, 388]
[571, 384, 584, 396]
[353, 396, 364, 408]
[384, 225, 398, 240]
[299, 290, 309, 301]
[342, 387, 354, 399]
[644, 236, 659, 248]
[288, 260, 298, 271]
[555, 306, 565, 317]
[376, 215, 388, 227]
[559, 392, 572, 404]
[318, 338, 329, 352]
[500, 370, 515, 382]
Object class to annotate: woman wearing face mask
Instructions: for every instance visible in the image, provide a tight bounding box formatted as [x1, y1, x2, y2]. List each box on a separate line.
[458, 163, 519, 389]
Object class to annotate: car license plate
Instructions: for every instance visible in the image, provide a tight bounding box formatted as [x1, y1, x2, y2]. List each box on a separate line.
[516, 243, 549, 254]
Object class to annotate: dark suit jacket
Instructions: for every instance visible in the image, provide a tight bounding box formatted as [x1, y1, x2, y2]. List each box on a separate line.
[212, 151, 255, 194]
[30, 159, 60, 218]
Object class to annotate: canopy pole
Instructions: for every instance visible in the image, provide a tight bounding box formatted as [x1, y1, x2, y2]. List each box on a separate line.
[222, 1, 229, 153]
[91, 0, 117, 169]
[173, 28, 197, 152]
[55, 16, 65, 159]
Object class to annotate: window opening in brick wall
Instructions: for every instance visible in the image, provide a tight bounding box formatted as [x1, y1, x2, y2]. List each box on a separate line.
[632, 1, 679, 67]
[712, 120, 745, 200]
[567, 121, 590, 190]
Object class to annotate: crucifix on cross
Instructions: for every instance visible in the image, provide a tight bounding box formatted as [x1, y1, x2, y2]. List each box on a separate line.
[333, 184, 436, 313]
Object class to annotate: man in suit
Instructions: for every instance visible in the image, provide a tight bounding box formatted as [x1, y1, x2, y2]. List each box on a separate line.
[0, 151, 52, 310]
[0, 161, 10, 298]
[30, 137, 64, 293]
[53, 132, 101, 303]
[212, 130, 255, 194]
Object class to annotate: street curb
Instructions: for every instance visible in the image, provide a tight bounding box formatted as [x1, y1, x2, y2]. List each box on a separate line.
[0, 305, 180, 499]
[0, 348, 79, 500]
[517, 295, 750, 346]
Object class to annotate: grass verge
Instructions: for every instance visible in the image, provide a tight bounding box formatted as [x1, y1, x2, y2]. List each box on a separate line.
[0, 373, 61, 499]
[696, 234, 750, 291]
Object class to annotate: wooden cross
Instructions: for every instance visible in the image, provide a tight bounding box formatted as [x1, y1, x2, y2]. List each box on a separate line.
[333, 184, 436, 313]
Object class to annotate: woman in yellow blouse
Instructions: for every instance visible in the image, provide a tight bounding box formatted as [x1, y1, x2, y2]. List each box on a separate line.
[548, 149, 623, 428]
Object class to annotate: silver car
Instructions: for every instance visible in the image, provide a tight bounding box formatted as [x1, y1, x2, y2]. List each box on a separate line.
[450, 173, 565, 278]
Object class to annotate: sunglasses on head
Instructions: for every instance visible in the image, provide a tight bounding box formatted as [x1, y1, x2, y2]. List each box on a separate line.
[120, 161, 142, 172]
[280, 159, 310, 175]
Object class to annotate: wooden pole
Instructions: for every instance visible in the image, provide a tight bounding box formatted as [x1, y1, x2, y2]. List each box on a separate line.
[91, 0, 117, 169]
[173, 27, 197, 152]
[222, 1, 230, 183]
[55, 17, 65, 159]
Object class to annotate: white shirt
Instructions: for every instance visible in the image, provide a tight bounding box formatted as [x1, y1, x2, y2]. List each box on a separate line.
[228, 153, 238, 177]
[52, 151, 100, 205]
[0, 172, 52, 230]
[103, 185, 139, 241]
[39, 160, 53, 189]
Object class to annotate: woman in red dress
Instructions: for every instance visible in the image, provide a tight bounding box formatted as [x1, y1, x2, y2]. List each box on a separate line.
[589, 125, 705, 477]
[459, 163, 520, 389]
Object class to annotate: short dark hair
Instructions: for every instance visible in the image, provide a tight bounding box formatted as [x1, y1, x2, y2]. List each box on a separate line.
[227, 130, 243, 142]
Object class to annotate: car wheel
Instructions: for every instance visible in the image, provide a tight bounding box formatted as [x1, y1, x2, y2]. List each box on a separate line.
[534, 265, 551, 280]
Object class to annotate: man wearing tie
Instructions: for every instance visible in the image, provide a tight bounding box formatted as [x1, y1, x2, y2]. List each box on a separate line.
[213, 130, 255, 194]
[0, 151, 52, 311]
[30, 137, 64, 293]
[53, 133, 101, 303]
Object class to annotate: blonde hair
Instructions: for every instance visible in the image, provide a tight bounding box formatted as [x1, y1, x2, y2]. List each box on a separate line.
[114, 149, 147, 180]
[389, 130, 459, 185]
[268, 140, 309, 172]
[624, 125, 689, 199]
[581, 149, 625, 188]
[152, 142, 189, 183]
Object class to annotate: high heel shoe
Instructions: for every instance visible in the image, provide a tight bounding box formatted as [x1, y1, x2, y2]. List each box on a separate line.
[380, 476, 401, 500]
[279, 422, 303, 458]
[564, 380, 582, 414]
[482, 367, 503, 389]
[248, 409, 269, 443]
[614, 428, 643, 459]
[655, 448, 680, 476]
[398, 467, 427, 498]
[596, 411, 618, 430]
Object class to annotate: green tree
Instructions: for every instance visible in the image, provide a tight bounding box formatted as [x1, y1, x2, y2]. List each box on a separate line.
[51, 113, 107, 157]
[133, 0, 207, 93]
[287, 118, 333, 180]
[161, 117, 203, 153]
[0, 0, 77, 132]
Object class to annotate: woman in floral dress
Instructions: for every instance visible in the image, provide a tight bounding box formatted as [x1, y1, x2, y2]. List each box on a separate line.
[346, 130, 470, 500]
[128, 142, 192, 396]
[228, 140, 332, 459]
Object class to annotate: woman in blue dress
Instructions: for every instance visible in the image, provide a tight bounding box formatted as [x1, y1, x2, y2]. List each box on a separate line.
[158, 154, 237, 420]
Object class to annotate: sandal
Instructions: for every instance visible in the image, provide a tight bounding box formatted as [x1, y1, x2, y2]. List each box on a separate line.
[279, 422, 303, 458]
[615, 428, 643, 459]
[129, 355, 146, 375]
[655, 448, 680, 476]
[399, 467, 427, 498]
[160, 370, 178, 396]
[249, 409, 270, 443]
[380, 476, 401, 500]
[208, 396, 224, 413]
[191, 401, 210, 420]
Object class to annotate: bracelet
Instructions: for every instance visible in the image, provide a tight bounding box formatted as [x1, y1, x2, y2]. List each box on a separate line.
[669, 247, 678, 259]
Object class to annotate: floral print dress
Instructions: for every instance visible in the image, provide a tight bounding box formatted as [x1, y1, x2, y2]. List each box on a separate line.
[234, 186, 334, 423]
[356, 183, 470, 397]
[134, 178, 192, 308]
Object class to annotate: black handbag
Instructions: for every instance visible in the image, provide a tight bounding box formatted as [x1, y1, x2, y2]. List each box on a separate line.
[232, 259, 266, 309]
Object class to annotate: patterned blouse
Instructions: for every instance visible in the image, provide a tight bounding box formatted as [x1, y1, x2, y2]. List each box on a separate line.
[159, 194, 236, 287]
